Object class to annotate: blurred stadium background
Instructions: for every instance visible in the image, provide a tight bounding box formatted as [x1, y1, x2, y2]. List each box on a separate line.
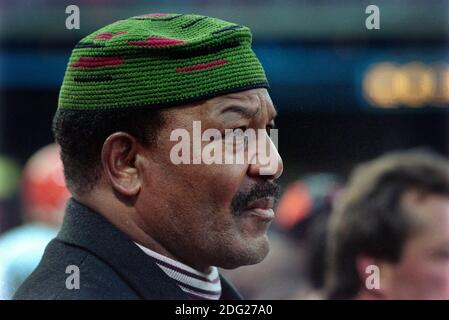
[0, 0, 448, 299]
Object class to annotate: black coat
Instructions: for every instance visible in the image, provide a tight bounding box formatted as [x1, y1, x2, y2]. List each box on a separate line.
[14, 198, 243, 300]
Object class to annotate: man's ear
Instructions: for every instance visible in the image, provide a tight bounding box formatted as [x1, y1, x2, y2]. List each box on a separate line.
[356, 255, 389, 299]
[101, 132, 142, 197]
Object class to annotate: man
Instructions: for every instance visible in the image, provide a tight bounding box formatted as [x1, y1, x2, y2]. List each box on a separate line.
[14, 13, 283, 300]
[326, 150, 449, 299]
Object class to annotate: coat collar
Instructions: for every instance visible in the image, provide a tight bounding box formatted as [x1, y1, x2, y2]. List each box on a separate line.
[57, 198, 242, 300]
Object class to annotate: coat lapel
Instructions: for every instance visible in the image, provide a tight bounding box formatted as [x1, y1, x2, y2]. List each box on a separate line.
[220, 274, 243, 300]
[57, 198, 188, 299]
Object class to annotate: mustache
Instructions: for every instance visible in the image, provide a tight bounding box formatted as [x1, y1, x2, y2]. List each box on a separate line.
[231, 182, 281, 216]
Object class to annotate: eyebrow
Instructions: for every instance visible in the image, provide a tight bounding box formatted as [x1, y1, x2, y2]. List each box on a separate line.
[220, 104, 278, 121]
[220, 104, 259, 118]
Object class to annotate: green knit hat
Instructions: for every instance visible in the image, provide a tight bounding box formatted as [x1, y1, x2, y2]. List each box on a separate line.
[58, 13, 268, 110]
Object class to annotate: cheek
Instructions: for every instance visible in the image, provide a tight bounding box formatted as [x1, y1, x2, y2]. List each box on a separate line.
[169, 162, 246, 212]
[393, 252, 449, 298]
[418, 260, 449, 297]
[149, 135, 248, 225]
[162, 136, 246, 200]
[198, 164, 247, 210]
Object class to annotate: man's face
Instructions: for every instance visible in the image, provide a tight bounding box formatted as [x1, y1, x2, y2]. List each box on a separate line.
[383, 192, 449, 299]
[136, 88, 283, 270]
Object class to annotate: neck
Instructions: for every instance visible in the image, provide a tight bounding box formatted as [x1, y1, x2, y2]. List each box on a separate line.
[122, 216, 211, 273]
[74, 191, 211, 273]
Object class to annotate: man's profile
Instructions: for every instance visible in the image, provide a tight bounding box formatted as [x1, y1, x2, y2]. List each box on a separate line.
[14, 13, 283, 300]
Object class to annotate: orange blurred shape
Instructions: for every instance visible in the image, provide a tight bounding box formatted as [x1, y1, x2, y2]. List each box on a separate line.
[276, 181, 313, 230]
[21, 144, 70, 224]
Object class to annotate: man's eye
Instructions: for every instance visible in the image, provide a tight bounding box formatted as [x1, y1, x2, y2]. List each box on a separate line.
[433, 250, 449, 260]
[231, 127, 249, 149]
[234, 126, 248, 133]
[221, 126, 247, 139]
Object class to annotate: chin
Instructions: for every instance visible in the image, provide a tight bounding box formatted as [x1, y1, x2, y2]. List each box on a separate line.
[216, 234, 271, 269]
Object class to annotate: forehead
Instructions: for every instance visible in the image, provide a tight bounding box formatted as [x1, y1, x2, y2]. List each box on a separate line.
[162, 88, 276, 127]
[211, 88, 276, 116]
[213, 88, 273, 106]
[402, 191, 449, 236]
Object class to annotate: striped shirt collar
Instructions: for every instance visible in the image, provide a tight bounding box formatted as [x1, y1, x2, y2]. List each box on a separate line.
[135, 243, 222, 300]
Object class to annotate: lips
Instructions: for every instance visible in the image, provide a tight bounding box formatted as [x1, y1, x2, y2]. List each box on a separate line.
[243, 197, 275, 221]
[245, 197, 275, 210]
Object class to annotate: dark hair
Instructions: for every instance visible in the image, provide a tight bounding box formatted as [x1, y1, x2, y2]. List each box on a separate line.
[52, 108, 165, 195]
[326, 150, 449, 299]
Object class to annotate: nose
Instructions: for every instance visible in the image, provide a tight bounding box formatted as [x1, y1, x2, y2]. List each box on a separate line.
[247, 131, 283, 180]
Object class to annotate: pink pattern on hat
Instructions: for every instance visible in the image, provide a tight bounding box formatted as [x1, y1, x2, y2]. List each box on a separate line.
[94, 32, 127, 40]
[71, 56, 124, 68]
[127, 36, 185, 47]
[176, 59, 228, 73]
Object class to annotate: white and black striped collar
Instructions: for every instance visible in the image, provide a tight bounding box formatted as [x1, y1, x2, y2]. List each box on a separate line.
[135, 243, 222, 300]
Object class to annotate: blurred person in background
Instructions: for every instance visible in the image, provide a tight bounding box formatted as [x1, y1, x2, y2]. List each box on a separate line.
[0, 144, 69, 299]
[276, 173, 343, 299]
[326, 150, 449, 300]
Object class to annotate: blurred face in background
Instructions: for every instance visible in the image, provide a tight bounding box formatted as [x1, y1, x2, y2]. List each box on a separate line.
[22, 144, 70, 227]
[380, 192, 449, 299]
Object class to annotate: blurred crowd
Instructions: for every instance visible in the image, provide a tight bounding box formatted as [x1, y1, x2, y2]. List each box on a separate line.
[0, 144, 69, 299]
